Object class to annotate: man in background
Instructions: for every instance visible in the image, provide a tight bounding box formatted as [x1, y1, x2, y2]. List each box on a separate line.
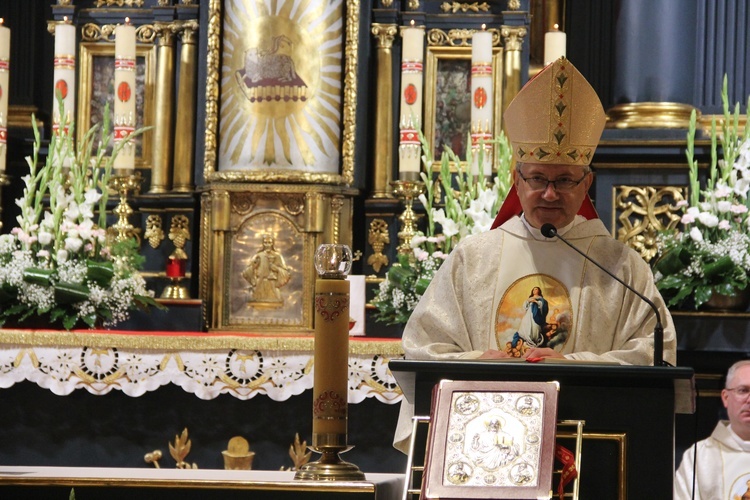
[675, 360, 750, 499]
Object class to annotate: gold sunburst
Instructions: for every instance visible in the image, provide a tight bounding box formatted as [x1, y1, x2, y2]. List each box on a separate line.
[219, 0, 343, 172]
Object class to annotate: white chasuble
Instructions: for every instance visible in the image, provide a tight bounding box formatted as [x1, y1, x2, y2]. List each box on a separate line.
[675, 421, 750, 500]
[394, 216, 677, 452]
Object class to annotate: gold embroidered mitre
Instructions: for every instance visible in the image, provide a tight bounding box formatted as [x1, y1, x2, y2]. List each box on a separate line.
[504, 57, 606, 166]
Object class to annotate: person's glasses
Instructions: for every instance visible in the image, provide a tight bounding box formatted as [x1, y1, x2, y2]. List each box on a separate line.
[516, 169, 589, 192]
[725, 386, 750, 401]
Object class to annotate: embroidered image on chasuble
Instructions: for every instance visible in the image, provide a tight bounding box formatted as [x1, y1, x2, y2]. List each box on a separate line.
[495, 274, 573, 357]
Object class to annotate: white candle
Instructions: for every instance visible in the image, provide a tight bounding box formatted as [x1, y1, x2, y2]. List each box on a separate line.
[398, 21, 425, 180]
[471, 25, 493, 176]
[114, 18, 136, 174]
[544, 24, 566, 65]
[52, 17, 75, 135]
[0, 19, 9, 172]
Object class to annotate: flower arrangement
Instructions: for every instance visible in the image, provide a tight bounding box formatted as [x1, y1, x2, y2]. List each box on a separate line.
[372, 134, 512, 324]
[653, 76, 750, 309]
[0, 104, 159, 330]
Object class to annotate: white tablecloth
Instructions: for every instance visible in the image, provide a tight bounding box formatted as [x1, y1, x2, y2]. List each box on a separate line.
[0, 329, 404, 403]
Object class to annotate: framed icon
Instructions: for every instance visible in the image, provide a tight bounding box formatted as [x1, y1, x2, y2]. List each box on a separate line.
[422, 379, 559, 500]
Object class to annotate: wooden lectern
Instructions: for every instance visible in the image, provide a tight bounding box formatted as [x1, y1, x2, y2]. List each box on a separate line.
[389, 360, 695, 499]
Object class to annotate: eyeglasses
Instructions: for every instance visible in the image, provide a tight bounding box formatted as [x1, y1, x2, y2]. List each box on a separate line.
[516, 169, 589, 192]
[725, 386, 750, 400]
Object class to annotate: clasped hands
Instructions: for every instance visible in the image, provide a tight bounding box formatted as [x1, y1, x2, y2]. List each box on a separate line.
[478, 347, 565, 361]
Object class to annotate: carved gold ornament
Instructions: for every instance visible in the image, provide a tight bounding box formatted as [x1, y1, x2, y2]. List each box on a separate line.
[615, 185, 686, 262]
[440, 2, 491, 13]
[367, 219, 390, 273]
[168, 214, 191, 260]
[144, 215, 165, 249]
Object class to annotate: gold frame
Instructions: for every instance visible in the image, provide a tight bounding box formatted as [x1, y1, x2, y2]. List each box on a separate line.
[557, 431, 627, 500]
[77, 42, 156, 169]
[203, 0, 359, 186]
[423, 45, 504, 171]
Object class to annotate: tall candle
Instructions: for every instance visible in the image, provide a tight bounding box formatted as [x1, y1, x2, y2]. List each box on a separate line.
[544, 24, 566, 65]
[471, 25, 493, 176]
[312, 277, 350, 441]
[398, 21, 425, 181]
[52, 17, 75, 134]
[0, 19, 9, 173]
[114, 18, 136, 175]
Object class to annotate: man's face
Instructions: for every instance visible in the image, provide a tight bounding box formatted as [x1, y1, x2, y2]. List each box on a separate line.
[722, 365, 750, 439]
[514, 162, 594, 229]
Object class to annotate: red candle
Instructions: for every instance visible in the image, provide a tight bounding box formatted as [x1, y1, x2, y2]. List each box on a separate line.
[166, 258, 185, 277]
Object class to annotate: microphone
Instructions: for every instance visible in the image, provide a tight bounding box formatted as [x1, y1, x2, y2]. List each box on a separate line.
[540, 223, 669, 367]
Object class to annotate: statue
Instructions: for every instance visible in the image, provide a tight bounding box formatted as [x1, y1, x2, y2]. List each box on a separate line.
[243, 234, 291, 308]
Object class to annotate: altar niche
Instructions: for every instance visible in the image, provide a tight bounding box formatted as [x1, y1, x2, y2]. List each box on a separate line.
[200, 184, 356, 333]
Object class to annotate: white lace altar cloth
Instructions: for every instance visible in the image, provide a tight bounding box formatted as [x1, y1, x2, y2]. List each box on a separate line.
[0, 329, 404, 403]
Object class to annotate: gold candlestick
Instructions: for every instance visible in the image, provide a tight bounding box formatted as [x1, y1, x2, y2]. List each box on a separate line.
[0, 173, 9, 231]
[295, 244, 365, 482]
[108, 172, 142, 243]
[391, 180, 425, 255]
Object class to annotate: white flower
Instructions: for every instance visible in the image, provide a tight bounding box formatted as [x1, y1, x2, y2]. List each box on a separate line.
[697, 212, 719, 227]
[717, 200, 732, 213]
[410, 235, 427, 248]
[56, 249, 69, 262]
[718, 220, 731, 230]
[689, 227, 703, 242]
[38, 231, 54, 246]
[84, 189, 102, 204]
[414, 248, 429, 261]
[64, 237, 83, 253]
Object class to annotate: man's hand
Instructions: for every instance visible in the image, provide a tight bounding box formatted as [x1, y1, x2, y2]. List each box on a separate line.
[524, 347, 565, 360]
[479, 349, 511, 359]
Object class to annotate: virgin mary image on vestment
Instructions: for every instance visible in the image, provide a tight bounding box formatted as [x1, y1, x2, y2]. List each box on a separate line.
[495, 275, 573, 357]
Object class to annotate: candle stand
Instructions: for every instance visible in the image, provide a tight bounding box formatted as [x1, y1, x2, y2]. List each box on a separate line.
[0, 173, 8, 231]
[161, 215, 191, 299]
[391, 180, 425, 255]
[108, 172, 142, 243]
[295, 244, 365, 482]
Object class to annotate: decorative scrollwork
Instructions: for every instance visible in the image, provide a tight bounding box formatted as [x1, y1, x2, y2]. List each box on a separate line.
[232, 193, 257, 216]
[282, 194, 306, 216]
[615, 185, 687, 262]
[440, 2, 490, 13]
[427, 28, 502, 47]
[95, 0, 145, 7]
[80, 22, 155, 43]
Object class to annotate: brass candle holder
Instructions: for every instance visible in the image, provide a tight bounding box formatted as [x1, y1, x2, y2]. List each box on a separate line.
[295, 244, 365, 482]
[391, 180, 425, 255]
[108, 172, 142, 243]
[161, 215, 191, 299]
[0, 173, 9, 231]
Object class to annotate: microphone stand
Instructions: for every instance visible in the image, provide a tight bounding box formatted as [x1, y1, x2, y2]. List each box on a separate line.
[540, 224, 670, 367]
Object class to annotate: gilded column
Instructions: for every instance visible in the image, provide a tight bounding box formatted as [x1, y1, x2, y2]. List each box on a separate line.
[370, 24, 397, 199]
[150, 22, 176, 194]
[500, 26, 527, 120]
[209, 190, 230, 329]
[172, 20, 199, 192]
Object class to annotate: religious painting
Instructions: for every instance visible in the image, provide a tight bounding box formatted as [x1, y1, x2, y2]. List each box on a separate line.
[494, 274, 573, 358]
[423, 380, 558, 500]
[205, 0, 359, 184]
[77, 42, 155, 168]
[423, 45, 503, 169]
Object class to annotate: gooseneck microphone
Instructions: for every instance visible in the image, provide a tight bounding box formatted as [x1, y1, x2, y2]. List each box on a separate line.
[540, 223, 670, 367]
